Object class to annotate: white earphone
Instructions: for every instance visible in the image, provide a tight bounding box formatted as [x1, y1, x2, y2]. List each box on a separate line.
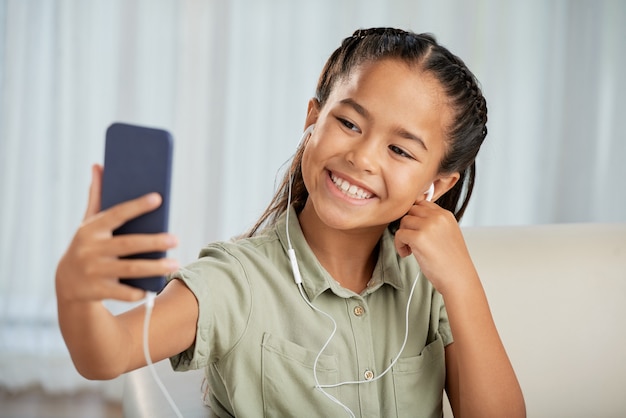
[425, 183, 435, 202]
[301, 124, 315, 143]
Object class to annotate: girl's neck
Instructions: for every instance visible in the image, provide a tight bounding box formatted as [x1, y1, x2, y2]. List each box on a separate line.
[297, 202, 385, 293]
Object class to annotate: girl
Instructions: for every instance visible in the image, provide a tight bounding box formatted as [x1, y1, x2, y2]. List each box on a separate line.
[56, 28, 525, 417]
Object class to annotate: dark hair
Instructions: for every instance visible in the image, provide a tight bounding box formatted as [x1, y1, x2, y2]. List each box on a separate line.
[247, 27, 487, 236]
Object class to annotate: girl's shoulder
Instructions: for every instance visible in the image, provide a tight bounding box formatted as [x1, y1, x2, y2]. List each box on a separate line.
[195, 227, 286, 268]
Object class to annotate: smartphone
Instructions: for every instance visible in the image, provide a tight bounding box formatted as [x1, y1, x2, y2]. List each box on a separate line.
[101, 122, 173, 292]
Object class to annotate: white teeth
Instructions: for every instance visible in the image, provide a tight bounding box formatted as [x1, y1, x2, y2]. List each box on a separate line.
[330, 173, 373, 200]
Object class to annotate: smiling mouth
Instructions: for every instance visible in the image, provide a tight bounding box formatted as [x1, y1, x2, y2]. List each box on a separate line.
[330, 172, 374, 200]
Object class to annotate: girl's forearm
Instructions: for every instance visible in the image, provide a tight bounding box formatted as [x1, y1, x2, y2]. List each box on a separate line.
[57, 299, 133, 380]
[444, 273, 526, 417]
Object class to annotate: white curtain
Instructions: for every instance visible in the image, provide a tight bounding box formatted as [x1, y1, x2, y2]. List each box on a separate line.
[1, 0, 624, 394]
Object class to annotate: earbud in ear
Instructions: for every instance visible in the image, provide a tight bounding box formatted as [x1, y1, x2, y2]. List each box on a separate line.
[425, 183, 435, 202]
[300, 124, 315, 143]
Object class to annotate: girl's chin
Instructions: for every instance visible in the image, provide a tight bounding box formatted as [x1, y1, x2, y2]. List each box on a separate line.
[312, 206, 392, 232]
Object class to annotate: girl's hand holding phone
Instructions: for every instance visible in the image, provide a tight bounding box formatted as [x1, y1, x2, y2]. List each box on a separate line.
[55, 165, 179, 304]
[394, 199, 478, 296]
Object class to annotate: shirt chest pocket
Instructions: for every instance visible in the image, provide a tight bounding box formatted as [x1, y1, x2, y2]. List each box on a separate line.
[261, 332, 344, 417]
[391, 335, 446, 418]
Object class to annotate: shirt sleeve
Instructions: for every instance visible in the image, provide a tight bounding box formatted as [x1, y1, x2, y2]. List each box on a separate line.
[167, 243, 253, 371]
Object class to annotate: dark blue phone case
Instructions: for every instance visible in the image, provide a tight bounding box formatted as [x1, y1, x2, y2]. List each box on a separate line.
[101, 122, 173, 292]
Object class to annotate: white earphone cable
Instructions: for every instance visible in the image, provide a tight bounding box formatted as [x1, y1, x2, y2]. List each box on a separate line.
[296, 283, 355, 418]
[315, 272, 419, 389]
[143, 291, 184, 418]
[285, 125, 421, 417]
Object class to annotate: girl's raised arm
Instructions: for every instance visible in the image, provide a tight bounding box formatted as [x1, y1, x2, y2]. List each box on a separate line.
[55, 165, 198, 379]
[395, 200, 526, 417]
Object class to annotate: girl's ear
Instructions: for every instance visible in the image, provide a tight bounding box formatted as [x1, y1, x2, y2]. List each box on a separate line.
[304, 98, 320, 129]
[431, 172, 460, 202]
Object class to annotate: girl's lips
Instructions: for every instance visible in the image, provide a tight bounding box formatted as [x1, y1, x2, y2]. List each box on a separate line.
[328, 171, 376, 200]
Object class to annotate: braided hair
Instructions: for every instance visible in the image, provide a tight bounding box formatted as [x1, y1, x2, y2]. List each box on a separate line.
[247, 28, 487, 236]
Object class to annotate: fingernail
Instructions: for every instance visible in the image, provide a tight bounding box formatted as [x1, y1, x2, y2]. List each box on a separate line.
[166, 235, 178, 246]
[166, 259, 179, 271]
[146, 193, 162, 204]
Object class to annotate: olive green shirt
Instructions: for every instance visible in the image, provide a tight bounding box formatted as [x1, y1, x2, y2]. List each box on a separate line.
[169, 207, 453, 417]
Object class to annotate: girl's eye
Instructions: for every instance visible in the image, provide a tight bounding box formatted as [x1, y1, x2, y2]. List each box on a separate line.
[338, 118, 360, 132]
[389, 145, 413, 159]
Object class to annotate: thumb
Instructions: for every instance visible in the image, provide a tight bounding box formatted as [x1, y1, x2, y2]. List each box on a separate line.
[393, 231, 413, 258]
[83, 164, 103, 220]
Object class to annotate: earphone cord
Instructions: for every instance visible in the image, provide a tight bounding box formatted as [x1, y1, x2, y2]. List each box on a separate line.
[315, 272, 419, 389]
[296, 283, 356, 418]
[285, 130, 355, 415]
[285, 127, 420, 417]
[293, 262, 420, 417]
[143, 291, 184, 418]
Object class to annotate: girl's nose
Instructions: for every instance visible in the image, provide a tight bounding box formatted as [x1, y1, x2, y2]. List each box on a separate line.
[346, 139, 380, 174]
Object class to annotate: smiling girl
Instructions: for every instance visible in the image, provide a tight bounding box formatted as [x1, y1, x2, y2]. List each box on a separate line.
[56, 28, 525, 417]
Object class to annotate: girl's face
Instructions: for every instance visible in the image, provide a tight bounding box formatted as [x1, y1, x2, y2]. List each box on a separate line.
[301, 58, 457, 233]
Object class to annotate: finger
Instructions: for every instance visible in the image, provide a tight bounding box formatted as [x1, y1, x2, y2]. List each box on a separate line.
[84, 164, 104, 220]
[99, 193, 162, 231]
[406, 200, 434, 217]
[393, 229, 414, 257]
[100, 279, 147, 302]
[395, 243, 412, 258]
[97, 257, 179, 279]
[99, 233, 178, 257]
[394, 213, 431, 257]
[397, 210, 424, 232]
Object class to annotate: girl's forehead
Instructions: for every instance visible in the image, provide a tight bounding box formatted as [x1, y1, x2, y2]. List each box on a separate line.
[322, 59, 454, 154]
[327, 59, 450, 119]
[332, 59, 443, 100]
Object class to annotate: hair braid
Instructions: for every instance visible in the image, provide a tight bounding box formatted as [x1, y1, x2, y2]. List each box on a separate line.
[424, 49, 488, 220]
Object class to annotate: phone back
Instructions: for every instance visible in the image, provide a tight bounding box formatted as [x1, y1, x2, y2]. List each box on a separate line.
[101, 122, 173, 291]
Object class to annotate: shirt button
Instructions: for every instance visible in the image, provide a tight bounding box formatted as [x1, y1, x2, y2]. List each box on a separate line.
[364, 369, 374, 380]
[353, 305, 365, 316]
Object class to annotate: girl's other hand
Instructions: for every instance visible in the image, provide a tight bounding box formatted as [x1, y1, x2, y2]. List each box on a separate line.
[393, 200, 476, 295]
[55, 164, 179, 304]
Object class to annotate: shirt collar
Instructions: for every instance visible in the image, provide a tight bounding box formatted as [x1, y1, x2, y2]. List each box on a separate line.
[275, 206, 406, 300]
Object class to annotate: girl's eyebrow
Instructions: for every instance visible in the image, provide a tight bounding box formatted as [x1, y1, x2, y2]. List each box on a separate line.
[396, 128, 428, 151]
[339, 98, 371, 119]
[339, 98, 428, 151]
